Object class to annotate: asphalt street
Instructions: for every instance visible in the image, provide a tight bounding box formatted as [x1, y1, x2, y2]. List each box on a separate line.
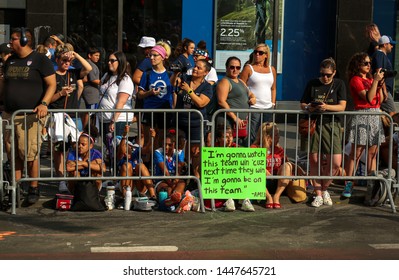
[2, 122, 399, 260]
[1, 184, 399, 260]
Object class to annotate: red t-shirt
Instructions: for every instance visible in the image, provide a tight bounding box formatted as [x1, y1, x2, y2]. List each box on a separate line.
[350, 76, 381, 109]
[251, 144, 285, 175]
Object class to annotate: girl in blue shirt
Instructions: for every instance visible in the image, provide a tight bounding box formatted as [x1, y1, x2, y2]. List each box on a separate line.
[66, 131, 105, 194]
[153, 130, 186, 199]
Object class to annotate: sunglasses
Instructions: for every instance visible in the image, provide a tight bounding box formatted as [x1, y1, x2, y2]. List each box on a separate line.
[150, 54, 160, 58]
[320, 72, 333, 78]
[61, 59, 72, 63]
[253, 50, 266, 55]
[229, 65, 241, 70]
[108, 59, 118, 63]
[362, 61, 371, 66]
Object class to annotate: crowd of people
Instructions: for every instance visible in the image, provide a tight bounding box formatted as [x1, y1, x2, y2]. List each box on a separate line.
[0, 23, 397, 212]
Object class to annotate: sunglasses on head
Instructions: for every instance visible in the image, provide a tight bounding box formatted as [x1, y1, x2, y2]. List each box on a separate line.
[320, 72, 333, 78]
[253, 50, 266, 55]
[229, 65, 241, 70]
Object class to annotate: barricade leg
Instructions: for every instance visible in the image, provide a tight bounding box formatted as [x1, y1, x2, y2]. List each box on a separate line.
[11, 184, 16, 215]
[385, 179, 397, 213]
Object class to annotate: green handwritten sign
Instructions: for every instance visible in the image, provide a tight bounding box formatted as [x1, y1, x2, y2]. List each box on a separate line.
[201, 147, 267, 199]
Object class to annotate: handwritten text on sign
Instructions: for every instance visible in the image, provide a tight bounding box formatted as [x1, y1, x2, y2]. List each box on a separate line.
[201, 148, 267, 199]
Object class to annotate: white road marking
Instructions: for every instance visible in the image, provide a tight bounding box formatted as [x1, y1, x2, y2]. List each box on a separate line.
[369, 244, 399, 249]
[91, 246, 178, 253]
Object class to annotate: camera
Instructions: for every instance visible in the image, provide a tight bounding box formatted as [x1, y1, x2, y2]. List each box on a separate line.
[169, 63, 187, 73]
[381, 69, 397, 78]
[170, 63, 188, 83]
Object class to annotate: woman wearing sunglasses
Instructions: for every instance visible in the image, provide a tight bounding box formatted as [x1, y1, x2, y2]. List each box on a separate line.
[240, 44, 276, 144]
[98, 51, 134, 146]
[49, 45, 92, 193]
[216, 56, 256, 146]
[343, 53, 386, 199]
[300, 58, 347, 207]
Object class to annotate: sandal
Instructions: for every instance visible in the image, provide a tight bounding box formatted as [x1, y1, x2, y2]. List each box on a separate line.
[273, 203, 282, 209]
[265, 203, 273, 209]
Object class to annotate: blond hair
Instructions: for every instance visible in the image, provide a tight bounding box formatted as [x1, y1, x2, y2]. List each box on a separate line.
[250, 43, 270, 67]
[156, 41, 171, 59]
[253, 122, 279, 148]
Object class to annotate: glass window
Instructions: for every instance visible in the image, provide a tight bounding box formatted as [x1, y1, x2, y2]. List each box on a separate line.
[67, 0, 182, 72]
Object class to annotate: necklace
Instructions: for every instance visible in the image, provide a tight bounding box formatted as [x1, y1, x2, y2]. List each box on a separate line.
[57, 72, 68, 86]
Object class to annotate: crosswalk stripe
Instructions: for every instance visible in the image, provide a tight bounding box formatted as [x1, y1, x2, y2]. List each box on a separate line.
[369, 244, 399, 249]
[91, 246, 178, 253]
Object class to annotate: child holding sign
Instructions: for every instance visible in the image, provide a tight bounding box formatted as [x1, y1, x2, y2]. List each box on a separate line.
[214, 125, 255, 212]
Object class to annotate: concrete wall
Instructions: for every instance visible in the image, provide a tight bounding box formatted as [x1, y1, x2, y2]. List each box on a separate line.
[26, 0, 65, 45]
[335, 0, 373, 98]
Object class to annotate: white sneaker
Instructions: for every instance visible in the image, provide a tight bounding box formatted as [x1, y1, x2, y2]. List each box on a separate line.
[224, 198, 236, 212]
[59, 180, 69, 193]
[311, 196, 323, 208]
[322, 190, 333, 206]
[241, 198, 255, 212]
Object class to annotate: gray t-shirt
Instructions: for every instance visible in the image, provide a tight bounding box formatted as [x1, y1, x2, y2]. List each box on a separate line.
[82, 59, 100, 105]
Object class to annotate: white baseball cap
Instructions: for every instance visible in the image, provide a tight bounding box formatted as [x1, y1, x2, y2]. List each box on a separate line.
[138, 36, 156, 48]
[378, 35, 396, 45]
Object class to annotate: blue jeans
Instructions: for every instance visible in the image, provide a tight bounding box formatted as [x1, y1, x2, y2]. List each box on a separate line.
[249, 110, 273, 144]
[101, 121, 130, 146]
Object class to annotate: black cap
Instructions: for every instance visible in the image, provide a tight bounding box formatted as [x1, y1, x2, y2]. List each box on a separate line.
[0, 43, 12, 54]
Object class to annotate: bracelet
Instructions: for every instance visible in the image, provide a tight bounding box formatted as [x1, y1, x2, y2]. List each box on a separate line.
[188, 89, 194, 95]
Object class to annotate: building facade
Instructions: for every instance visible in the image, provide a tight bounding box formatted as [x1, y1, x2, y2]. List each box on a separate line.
[0, 0, 397, 105]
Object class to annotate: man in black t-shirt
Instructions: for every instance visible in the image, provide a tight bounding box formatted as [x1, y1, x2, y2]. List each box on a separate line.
[2, 27, 56, 205]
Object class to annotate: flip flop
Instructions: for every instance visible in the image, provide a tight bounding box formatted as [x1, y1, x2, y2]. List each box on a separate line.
[265, 203, 273, 209]
[273, 203, 282, 209]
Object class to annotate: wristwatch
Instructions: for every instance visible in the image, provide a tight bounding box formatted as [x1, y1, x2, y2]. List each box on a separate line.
[41, 101, 48, 107]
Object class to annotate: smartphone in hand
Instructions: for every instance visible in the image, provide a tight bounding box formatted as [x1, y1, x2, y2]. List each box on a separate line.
[311, 101, 323, 106]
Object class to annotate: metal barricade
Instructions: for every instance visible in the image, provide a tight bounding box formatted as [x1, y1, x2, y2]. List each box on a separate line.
[4, 108, 206, 214]
[2, 107, 397, 214]
[210, 108, 397, 213]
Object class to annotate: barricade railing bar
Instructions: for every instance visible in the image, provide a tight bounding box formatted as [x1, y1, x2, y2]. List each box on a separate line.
[3, 109, 206, 214]
[210, 108, 397, 213]
[0, 108, 397, 214]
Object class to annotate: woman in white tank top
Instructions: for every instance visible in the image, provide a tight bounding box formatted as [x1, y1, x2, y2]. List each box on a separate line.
[240, 43, 277, 144]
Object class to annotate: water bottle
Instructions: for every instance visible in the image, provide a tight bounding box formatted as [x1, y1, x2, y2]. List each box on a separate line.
[105, 184, 115, 210]
[158, 191, 168, 211]
[124, 186, 132, 210]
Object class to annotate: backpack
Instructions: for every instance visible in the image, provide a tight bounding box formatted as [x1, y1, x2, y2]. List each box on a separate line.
[70, 180, 105, 211]
[364, 180, 387, 207]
